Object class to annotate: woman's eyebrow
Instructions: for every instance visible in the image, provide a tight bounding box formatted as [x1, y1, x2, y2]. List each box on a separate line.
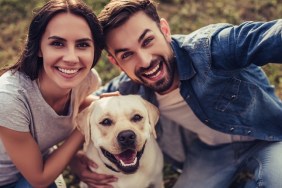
[48, 36, 93, 42]
[48, 36, 65, 41]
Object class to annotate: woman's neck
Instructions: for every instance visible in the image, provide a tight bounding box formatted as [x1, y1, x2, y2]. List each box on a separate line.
[37, 75, 71, 115]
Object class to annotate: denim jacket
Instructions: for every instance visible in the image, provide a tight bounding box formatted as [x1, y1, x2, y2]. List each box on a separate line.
[96, 19, 282, 141]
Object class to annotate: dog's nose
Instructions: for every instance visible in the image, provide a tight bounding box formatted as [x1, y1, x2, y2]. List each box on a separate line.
[118, 130, 136, 147]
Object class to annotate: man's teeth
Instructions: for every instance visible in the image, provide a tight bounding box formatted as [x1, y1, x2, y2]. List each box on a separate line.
[144, 64, 160, 76]
[58, 68, 78, 74]
[119, 157, 137, 167]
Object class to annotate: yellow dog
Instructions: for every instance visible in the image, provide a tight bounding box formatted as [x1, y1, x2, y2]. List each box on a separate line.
[77, 94, 164, 188]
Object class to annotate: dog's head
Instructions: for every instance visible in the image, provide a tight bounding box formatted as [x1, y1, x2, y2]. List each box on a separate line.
[77, 95, 159, 174]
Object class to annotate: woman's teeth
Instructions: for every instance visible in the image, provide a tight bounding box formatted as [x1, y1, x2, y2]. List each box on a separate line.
[58, 68, 79, 74]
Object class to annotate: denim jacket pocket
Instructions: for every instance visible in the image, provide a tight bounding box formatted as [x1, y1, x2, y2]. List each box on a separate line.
[215, 77, 256, 116]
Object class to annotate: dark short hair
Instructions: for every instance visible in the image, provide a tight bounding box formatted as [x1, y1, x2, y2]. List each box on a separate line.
[12, 0, 103, 80]
[98, 0, 160, 43]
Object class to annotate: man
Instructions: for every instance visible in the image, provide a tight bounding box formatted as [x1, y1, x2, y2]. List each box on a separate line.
[72, 0, 282, 187]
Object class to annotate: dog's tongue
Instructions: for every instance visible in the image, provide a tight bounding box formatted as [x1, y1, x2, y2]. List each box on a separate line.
[115, 150, 137, 165]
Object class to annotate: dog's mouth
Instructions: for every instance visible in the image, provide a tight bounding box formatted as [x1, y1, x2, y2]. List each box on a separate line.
[101, 143, 146, 174]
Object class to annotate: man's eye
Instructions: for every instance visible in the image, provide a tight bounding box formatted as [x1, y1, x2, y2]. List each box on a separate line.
[143, 37, 153, 47]
[131, 114, 143, 122]
[121, 52, 133, 60]
[100, 118, 113, 126]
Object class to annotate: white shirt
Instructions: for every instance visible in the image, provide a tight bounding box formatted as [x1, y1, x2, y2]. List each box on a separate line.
[156, 88, 254, 145]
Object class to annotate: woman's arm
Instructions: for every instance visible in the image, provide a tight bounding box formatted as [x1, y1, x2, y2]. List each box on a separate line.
[0, 126, 84, 188]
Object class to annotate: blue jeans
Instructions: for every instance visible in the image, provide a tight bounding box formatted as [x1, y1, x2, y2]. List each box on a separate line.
[170, 130, 282, 188]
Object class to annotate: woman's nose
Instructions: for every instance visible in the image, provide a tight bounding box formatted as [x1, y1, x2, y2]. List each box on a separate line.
[62, 47, 79, 63]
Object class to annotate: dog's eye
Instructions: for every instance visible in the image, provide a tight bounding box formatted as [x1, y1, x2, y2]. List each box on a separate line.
[100, 118, 113, 126]
[131, 114, 143, 122]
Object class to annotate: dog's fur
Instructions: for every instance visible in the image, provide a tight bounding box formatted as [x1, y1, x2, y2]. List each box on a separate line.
[77, 95, 164, 188]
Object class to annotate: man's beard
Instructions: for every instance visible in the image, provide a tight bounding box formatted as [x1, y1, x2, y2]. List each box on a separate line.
[135, 54, 176, 94]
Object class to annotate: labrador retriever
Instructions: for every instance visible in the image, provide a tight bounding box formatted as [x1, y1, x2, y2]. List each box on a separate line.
[77, 94, 164, 188]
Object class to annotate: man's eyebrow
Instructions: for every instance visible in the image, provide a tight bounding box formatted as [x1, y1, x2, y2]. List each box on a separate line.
[138, 29, 150, 43]
[114, 29, 151, 56]
[114, 48, 129, 56]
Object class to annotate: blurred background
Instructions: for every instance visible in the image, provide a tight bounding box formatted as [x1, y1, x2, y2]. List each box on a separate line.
[1, 0, 282, 187]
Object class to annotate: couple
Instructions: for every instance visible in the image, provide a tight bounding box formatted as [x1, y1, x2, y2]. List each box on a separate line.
[1, 0, 282, 187]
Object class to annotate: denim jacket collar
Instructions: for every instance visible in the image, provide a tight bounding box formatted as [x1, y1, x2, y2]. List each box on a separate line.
[171, 37, 196, 81]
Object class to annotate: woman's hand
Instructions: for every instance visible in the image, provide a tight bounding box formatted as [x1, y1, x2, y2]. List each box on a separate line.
[69, 151, 118, 188]
[0, 127, 84, 187]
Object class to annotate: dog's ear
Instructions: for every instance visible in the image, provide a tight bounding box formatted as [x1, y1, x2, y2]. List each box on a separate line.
[142, 99, 160, 139]
[76, 103, 94, 148]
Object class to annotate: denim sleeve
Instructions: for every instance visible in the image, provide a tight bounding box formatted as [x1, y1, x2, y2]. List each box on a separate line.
[211, 19, 282, 69]
[94, 72, 129, 96]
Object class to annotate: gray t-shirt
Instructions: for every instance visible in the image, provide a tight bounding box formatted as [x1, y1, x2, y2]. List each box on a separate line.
[0, 70, 93, 186]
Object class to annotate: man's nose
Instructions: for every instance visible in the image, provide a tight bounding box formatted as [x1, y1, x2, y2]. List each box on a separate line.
[62, 47, 79, 63]
[137, 50, 152, 68]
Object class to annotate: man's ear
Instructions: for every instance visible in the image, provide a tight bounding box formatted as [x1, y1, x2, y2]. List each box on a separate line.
[160, 18, 172, 42]
[108, 55, 118, 65]
[108, 55, 124, 71]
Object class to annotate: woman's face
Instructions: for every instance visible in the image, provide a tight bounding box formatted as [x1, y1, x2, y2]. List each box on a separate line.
[39, 12, 94, 91]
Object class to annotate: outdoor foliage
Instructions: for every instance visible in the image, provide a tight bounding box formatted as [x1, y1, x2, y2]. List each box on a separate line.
[1, 0, 282, 187]
[1, 0, 282, 89]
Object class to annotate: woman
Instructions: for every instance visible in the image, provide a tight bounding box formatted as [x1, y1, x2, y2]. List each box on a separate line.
[0, 0, 103, 187]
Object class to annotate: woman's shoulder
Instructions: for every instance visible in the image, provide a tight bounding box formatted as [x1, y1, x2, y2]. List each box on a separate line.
[72, 68, 101, 101]
[0, 70, 37, 101]
[0, 71, 33, 132]
[0, 70, 34, 91]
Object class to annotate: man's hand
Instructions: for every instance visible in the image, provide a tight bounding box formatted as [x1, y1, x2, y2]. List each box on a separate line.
[69, 151, 118, 188]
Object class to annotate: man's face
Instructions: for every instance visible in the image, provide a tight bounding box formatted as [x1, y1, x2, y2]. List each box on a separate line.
[106, 11, 177, 95]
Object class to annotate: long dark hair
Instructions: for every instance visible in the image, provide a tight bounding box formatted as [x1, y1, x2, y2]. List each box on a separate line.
[9, 0, 104, 80]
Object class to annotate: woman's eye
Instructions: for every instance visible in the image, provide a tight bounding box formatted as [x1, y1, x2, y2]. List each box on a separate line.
[100, 118, 113, 126]
[131, 114, 143, 122]
[77, 42, 90, 48]
[51, 41, 63, 47]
